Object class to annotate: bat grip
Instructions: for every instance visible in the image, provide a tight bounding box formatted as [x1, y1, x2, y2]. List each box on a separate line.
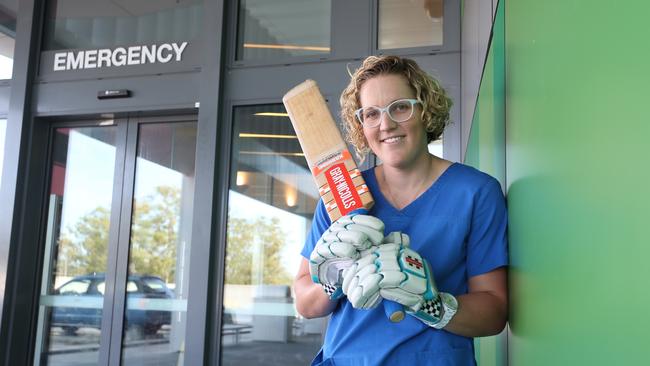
[384, 300, 405, 323]
[348, 208, 406, 323]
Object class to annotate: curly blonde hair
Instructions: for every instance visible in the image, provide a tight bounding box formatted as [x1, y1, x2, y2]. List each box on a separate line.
[340, 55, 452, 160]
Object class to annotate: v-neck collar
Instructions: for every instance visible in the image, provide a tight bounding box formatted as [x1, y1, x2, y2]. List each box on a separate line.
[368, 162, 458, 216]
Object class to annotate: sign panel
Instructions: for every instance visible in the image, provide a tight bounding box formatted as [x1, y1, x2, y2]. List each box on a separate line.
[53, 42, 189, 71]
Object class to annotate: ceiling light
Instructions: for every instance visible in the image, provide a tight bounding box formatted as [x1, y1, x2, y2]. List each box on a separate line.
[253, 112, 289, 117]
[236, 171, 249, 186]
[239, 133, 297, 139]
[240, 151, 304, 157]
[243, 43, 330, 52]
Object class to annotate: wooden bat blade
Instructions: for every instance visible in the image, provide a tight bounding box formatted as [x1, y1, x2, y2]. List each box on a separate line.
[283, 79, 373, 221]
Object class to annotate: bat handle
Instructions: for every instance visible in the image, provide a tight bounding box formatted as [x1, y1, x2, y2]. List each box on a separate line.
[384, 300, 405, 323]
[348, 208, 405, 323]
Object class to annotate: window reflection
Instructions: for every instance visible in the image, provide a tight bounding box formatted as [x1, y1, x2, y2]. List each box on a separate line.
[236, 0, 331, 61]
[378, 0, 443, 50]
[428, 138, 443, 158]
[222, 104, 325, 364]
[42, 0, 203, 50]
[35, 126, 118, 365]
[121, 122, 197, 366]
[0, 119, 6, 187]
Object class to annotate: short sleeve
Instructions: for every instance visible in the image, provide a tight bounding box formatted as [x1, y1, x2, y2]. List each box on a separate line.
[466, 178, 509, 277]
[300, 199, 332, 259]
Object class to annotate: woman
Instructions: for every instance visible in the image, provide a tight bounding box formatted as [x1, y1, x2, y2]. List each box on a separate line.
[293, 55, 508, 365]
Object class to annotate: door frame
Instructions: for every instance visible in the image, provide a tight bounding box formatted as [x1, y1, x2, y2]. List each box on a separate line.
[32, 113, 198, 366]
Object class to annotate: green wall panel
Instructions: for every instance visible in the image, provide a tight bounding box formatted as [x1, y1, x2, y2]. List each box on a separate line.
[465, 2, 506, 366]
[506, 1, 650, 365]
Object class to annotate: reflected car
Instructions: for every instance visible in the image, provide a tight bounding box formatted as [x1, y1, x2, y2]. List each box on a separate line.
[51, 273, 173, 337]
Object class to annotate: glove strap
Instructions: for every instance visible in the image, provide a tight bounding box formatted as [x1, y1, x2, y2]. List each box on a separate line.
[432, 292, 458, 329]
[322, 283, 344, 300]
[409, 296, 443, 327]
[403, 251, 444, 327]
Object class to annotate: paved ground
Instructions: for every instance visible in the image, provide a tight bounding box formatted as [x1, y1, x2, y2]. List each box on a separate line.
[221, 333, 321, 366]
[40, 328, 322, 365]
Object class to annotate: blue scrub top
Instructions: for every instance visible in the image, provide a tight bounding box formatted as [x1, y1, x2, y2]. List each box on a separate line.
[301, 163, 509, 366]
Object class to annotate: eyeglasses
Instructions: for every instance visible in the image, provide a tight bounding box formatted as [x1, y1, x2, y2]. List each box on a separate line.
[354, 98, 421, 128]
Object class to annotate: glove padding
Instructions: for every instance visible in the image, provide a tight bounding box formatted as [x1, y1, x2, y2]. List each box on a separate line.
[341, 232, 409, 309]
[309, 214, 384, 299]
[376, 237, 443, 326]
[342, 232, 444, 326]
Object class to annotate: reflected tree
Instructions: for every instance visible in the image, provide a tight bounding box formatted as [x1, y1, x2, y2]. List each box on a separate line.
[57, 186, 181, 283]
[225, 217, 253, 284]
[57, 207, 110, 276]
[57, 186, 294, 287]
[129, 186, 180, 283]
[225, 216, 293, 285]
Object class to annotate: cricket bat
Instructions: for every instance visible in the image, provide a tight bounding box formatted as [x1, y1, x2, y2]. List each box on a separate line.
[282, 79, 405, 323]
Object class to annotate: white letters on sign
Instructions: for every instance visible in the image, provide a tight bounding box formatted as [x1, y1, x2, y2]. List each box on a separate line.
[53, 42, 189, 71]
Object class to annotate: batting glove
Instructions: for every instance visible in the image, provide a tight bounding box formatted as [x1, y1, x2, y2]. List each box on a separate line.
[309, 214, 384, 299]
[341, 232, 409, 309]
[376, 235, 445, 327]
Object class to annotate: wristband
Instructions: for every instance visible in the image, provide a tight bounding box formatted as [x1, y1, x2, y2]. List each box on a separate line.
[409, 296, 443, 327]
[432, 292, 458, 329]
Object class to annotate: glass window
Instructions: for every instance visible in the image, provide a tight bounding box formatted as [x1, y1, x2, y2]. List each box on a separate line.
[35, 126, 118, 365]
[42, 0, 203, 50]
[428, 138, 443, 157]
[120, 122, 197, 365]
[378, 0, 443, 50]
[143, 277, 169, 293]
[0, 119, 6, 187]
[221, 104, 325, 364]
[0, 2, 17, 79]
[236, 0, 331, 61]
[57, 279, 92, 295]
[126, 281, 138, 293]
[97, 281, 106, 295]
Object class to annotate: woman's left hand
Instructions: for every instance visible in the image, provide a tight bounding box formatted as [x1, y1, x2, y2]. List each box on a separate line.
[342, 232, 453, 327]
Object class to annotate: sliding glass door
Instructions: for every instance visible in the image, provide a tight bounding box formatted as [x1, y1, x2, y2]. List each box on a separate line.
[34, 116, 197, 366]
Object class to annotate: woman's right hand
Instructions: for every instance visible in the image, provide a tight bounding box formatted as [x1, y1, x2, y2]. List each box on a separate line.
[308, 214, 384, 299]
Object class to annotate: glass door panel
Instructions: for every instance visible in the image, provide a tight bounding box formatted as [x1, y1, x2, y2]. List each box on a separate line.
[378, 0, 443, 49]
[236, 0, 331, 61]
[120, 122, 197, 365]
[428, 138, 443, 157]
[35, 126, 119, 365]
[0, 119, 6, 188]
[221, 104, 324, 365]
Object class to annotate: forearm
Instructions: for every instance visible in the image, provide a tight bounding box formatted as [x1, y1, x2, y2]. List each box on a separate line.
[441, 291, 507, 337]
[294, 274, 338, 318]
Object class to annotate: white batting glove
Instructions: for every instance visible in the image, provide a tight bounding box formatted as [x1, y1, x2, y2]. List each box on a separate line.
[309, 214, 384, 299]
[376, 235, 444, 327]
[341, 232, 409, 309]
